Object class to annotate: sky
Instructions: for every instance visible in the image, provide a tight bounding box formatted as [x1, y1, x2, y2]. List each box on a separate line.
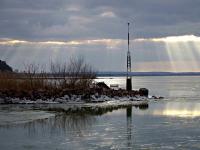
[0, 0, 200, 72]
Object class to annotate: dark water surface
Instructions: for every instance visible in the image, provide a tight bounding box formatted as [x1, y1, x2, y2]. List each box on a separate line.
[0, 76, 200, 150]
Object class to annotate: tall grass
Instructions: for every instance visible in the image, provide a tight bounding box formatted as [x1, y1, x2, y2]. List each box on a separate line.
[0, 72, 52, 91]
[0, 57, 96, 96]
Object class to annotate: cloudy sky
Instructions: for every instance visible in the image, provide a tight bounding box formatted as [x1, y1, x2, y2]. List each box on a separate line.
[1, 0, 200, 72]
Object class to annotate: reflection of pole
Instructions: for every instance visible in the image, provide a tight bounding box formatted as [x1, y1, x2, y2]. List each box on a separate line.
[126, 107, 132, 149]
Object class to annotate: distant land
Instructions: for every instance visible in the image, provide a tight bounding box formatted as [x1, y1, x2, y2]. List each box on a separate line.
[96, 72, 200, 77]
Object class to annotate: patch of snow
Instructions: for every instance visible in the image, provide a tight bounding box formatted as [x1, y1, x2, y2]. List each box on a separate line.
[11, 98, 20, 104]
[19, 99, 36, 104]
[36, 99, 44, 103]
[63, 95, 69, 100]
[75, 97, 81, 102]
[55, 98, 67, 103]
[91, 95, 96, 100]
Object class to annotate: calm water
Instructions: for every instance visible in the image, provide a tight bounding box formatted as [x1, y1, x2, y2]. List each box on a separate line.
[0, 76, 200, 150]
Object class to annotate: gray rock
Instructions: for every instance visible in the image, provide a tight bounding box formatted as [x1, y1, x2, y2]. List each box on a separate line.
[139, 88, 149, 97]
[0, 98, 5, 104]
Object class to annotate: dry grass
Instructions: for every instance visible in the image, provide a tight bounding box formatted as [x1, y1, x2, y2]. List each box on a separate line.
[0, 72, 50, 91]
[0, 57, 96, 95]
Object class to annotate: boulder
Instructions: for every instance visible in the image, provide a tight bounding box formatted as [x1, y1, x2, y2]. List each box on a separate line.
[139, 88, 149, 97]
[81, 93, 91, 100]
[0, 98, 5, 104]
[96, 82, 110, 90]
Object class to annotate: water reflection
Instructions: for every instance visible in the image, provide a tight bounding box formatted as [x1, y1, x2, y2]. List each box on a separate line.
[154, 109, 200, 118]
[0, 104, 149, 149]
[126, 107, 132, 149]
[153, 102, 200, 118]
[24, 113, 96, 137]
[0, 104, 148, 130]
[33, 105, 147, 135]
[44, 104, 148, 116]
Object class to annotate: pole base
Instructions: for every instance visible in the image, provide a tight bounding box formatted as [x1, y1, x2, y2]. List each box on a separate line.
[126, 78, 132, 91]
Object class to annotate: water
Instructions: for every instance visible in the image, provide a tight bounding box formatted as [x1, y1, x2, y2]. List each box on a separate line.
[0, 76, 200, 150]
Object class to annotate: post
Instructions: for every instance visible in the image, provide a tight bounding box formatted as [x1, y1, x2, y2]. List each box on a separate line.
[126, 22, 132, 91]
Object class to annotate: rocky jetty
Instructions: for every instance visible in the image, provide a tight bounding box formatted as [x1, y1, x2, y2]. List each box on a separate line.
[0, 82, 150, 104]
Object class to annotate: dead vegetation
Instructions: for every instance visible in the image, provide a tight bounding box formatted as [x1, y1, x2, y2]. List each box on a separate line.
[0, 57, 96, 98]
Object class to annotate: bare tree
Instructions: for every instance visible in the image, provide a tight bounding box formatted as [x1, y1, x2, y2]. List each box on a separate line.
[50, 61, 68, 89]
[67, 56, 96, 89]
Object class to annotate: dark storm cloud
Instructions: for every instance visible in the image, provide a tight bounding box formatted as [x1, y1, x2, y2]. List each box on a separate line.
[0, 0, 200, 40]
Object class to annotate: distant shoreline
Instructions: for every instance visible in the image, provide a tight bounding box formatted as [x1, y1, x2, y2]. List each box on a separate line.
[96, 72, 200, 77]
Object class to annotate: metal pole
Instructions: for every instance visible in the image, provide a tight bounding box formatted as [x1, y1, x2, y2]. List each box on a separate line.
[126, 22, 132, 91]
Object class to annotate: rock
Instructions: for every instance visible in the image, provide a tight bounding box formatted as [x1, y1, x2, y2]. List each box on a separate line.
[55, 98, 66, 103]
[102, 95, 110, 101]
[4, 97, 12, 104]
[75, 97, 81, 102]
[0, 98, 5, 104]
[63, 95, 69, 100]
[151, 96, 164, 100]
[71, 95, 77, 101]
[152, 96, 158, 99]
[11, 98, 20, 103]
[81, 94, 91, 100]
[139, 88, 149, 97]
[96, 82, 110, 90]
[36, 99, 44, 103]
[94, 92, 99, 98]
[91, 95, 96, 100]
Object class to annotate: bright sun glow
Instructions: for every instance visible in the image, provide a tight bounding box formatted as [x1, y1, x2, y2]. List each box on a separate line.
[0, 38, 124, 47]
[151, 35, 200, 43]
[164, 36, 200, 72]
[136, 35, 200, 43]
[135, 35, 200, 72]
[1, 35, 200, 72]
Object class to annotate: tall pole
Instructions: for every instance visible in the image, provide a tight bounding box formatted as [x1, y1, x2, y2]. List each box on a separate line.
[126, 22, 132, 91]
[128, 22, 129, 52]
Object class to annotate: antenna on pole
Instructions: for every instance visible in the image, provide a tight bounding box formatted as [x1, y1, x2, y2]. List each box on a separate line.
[128, 22, 130, 51]
[126, 22, 132, 91]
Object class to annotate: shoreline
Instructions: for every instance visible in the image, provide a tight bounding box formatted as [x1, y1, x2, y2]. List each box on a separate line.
[0, 82, 163, 106]
[0, 84, 151, 105]
[0, 93, 149, 104]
